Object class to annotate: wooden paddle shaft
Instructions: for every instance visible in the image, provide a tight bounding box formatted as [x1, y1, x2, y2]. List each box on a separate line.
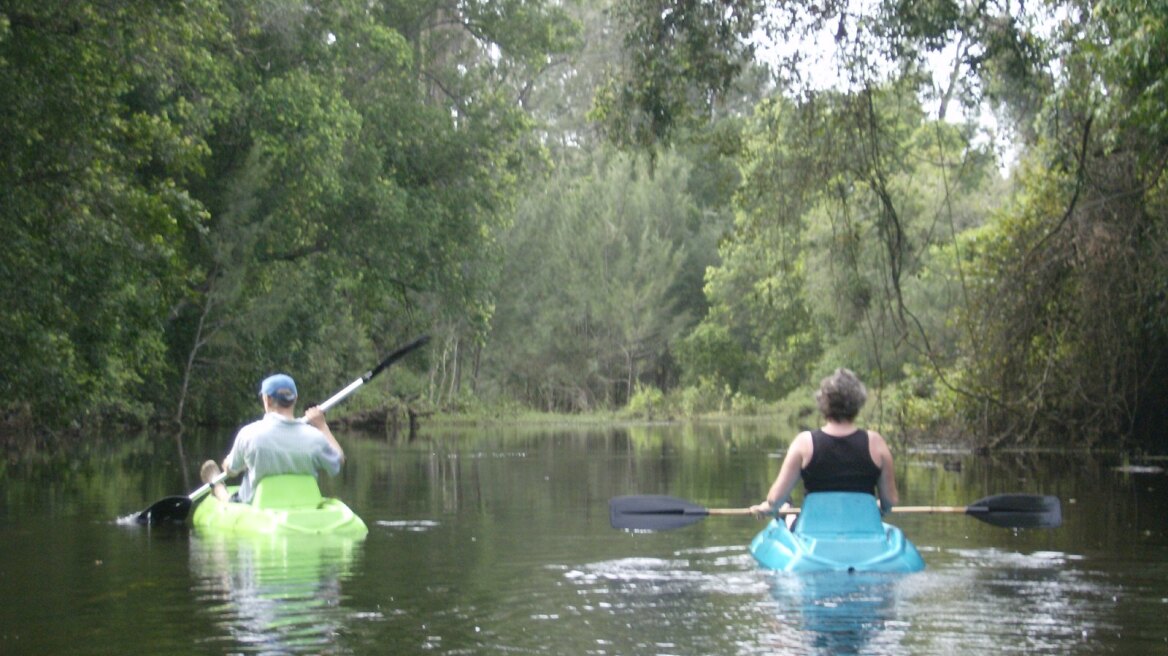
[706, 505, 970, 516]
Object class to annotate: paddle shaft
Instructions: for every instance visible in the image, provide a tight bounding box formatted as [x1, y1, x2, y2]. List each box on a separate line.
[609, 493, 1061, 531]
[298, 336, 430, 419]
[184, 471, 229, 504]
[892, 505, 980, 513]
[315, 335, 431, 414]
[706, 505, 973, 516]
[707, 508, 754, 516]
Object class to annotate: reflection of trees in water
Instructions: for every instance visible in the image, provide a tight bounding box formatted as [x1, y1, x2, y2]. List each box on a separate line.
[910, 450, 1161, 554]
[190, 534, 363, 654]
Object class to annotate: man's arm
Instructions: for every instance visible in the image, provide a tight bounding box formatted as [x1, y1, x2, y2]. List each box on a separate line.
[305, 406, 345, 464]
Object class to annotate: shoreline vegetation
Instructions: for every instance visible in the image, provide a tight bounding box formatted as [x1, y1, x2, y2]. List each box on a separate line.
[1, 368, 1155, 457]
[5, 402, 1159, 473]
[0, 369, 1045, 449]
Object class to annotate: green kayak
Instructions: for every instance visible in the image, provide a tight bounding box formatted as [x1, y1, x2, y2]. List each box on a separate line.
[191, 474, 368, 537]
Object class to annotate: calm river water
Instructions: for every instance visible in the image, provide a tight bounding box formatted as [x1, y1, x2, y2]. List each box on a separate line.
[1, 423, 1165, 655]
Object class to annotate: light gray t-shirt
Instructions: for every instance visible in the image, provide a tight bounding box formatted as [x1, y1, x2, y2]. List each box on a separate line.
[225, 412, 343, 503]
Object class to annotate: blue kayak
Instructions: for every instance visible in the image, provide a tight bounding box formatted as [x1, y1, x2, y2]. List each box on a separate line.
[749, 492, 925, 573]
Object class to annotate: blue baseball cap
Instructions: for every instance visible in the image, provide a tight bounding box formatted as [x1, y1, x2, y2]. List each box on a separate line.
[260, 374, 298, 403]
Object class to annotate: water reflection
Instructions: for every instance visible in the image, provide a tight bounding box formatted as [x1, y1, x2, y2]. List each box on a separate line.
[564, 546, 766, 596]
[902, 547, 1105, 653]
[3, 427, 1165, 655]
[560, 548, 773, 654]
[762, 572, 909, 655]
[189, 532, 364, 654]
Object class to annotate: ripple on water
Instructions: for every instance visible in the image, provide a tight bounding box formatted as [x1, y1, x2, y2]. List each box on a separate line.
[547, 541, 1155, 656]
[375, 519, 441, 532]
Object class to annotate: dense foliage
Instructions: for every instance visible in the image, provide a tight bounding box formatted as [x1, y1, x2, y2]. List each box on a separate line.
[1, 0, 578, 430]
[2, 0, 1165, 451]
[593, 0, 1168, 449]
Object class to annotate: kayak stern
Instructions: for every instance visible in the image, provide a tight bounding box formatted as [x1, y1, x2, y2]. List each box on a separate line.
[749, 492, 924, 573]
[192, 474, 368, 537]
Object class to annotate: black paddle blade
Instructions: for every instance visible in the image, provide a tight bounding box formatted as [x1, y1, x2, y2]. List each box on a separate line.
[135, 496, 192, 526]
[367, 335, 431, 380]
[609, 495, 710, 531]
[966, 494, 1062, 529]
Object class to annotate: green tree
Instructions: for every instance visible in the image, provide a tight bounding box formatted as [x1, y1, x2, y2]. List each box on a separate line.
[0, 0, 582, 431]
[591, 0, 763, 152]
[598, 0, 1168, 450]
[485, 151, 699, 411]
[167, 0, 582, 423]
[954, 0, 1168, 448]
[0, 1, 234, 426]
[686, 85, 999, 404]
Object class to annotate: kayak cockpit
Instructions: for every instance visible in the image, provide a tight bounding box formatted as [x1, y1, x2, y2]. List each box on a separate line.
[749, 492, 925, 573]
[192, 474, 368, 537]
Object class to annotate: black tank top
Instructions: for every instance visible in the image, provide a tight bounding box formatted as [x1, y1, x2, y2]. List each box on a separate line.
[801, 429, 882, 494]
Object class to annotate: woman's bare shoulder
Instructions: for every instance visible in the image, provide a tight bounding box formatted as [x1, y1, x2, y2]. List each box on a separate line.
[791, 430, 815, 455]
[866, 429, 895, 462]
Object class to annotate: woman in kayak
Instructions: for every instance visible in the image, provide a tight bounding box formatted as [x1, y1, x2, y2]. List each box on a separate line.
[750, 368, 899, 521]
[201, 373, 345, 503]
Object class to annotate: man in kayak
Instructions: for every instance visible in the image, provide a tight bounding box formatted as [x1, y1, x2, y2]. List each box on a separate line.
[201, 373, 345, 503]
[749, 368, 899, 522]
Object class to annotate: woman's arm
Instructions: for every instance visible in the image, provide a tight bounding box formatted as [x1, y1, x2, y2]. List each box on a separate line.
[751, 431, 812, 517]
[870, 430, 899, 512]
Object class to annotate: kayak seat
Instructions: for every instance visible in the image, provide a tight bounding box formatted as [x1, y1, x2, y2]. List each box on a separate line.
[794, 492, 885, 536]
[251, 474, 324, 510]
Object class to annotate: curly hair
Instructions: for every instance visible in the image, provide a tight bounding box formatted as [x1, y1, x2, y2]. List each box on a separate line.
[814, 368, 868, 421]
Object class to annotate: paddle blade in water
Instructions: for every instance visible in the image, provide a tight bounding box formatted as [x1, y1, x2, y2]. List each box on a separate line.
[136, 496, 192, 526]
[966, 494, 1062, 529]
[609, 495, 710, 531]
